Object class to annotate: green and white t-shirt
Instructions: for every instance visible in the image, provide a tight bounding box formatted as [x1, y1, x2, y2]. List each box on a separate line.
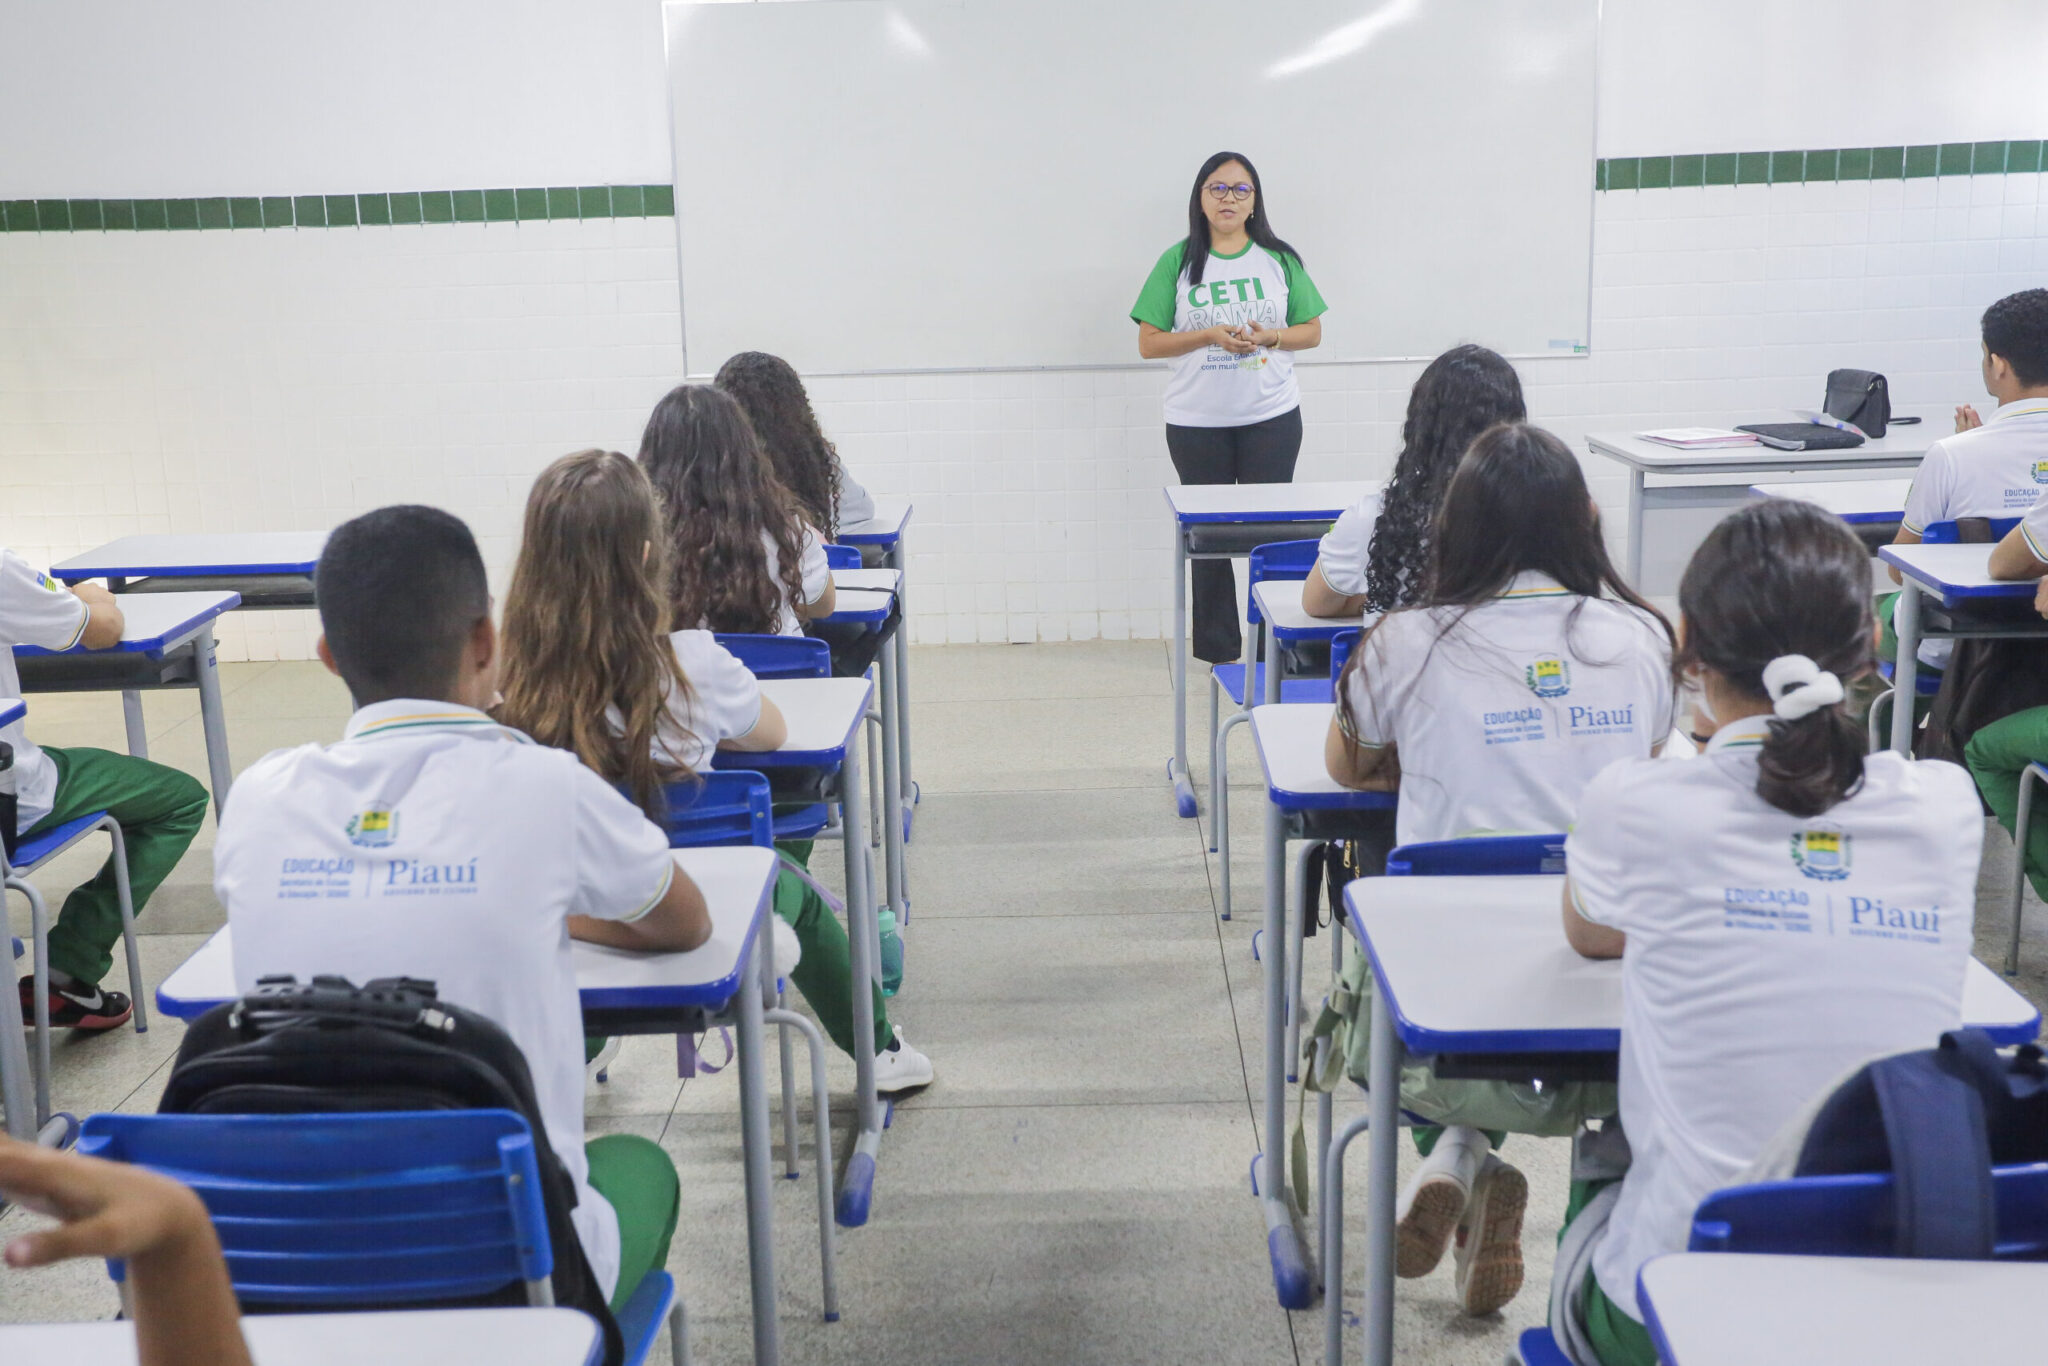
[1131, 240, 1327, 428]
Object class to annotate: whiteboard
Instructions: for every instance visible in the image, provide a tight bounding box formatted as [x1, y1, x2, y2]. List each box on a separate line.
[665, 0, 1596, 375]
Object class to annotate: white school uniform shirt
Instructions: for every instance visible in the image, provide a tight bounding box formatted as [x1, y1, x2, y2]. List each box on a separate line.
[1341, 571, 1673, 848]
[835, 468, 875, 530]
[653, 630, 764, 772]
[0, 549, 90, 832]
[1313, 490, 1386, 600]
[753, 522, 830, 637]
[213, 701, 679, 1301]
[1130, 239, 1328, 428]
[1567, 716, 1981, 1321]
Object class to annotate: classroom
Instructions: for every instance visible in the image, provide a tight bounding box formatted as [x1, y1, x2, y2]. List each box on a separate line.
[2, 2, 2047, 1364]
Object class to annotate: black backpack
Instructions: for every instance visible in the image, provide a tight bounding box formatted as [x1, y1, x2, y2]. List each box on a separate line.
[161, 974, 624, 1366]
[1789, 1029, 2048, 1258]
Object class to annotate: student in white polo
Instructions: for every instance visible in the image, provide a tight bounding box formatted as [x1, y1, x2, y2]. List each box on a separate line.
[1302, 345, 1525, 621]
[213, 506, 711, 1312]
[1322, 423, 1675, 1317]
[1557, 499, 1980, 1366]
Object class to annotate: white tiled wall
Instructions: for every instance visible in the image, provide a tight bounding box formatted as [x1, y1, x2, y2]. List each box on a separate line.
[1, 171, 2042, 657]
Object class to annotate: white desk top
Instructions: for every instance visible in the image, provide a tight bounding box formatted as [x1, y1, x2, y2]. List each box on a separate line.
[0, 1307, 602, 1366]
[157, 846, 779, 1019]
[831, 567, 902, 593]
[0, 696, 22, 728]
[1589, 419, 1933, 474]
[1248, 701, 1395, 812]
[1252, 579, 1359, 640]
[736, 677, 871, 767]
[837, 494, 912, 542]
[14, 590, 241, 658]
[52, 531, 329, 580]
[1749, 477, 1915, 524]
[825, 588, 893, 624]
[1345, 874, 2039, 1054]
[1638, 1253, 2044, 1366]
[1164, 479, 1371, 522]
[1877, 542, 2036, 602]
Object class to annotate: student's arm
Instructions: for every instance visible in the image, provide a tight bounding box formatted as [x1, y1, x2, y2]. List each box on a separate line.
[800, 577, 837, 621]
[1138, 321, 1250, 359]
[795, 524, 836, 621]
[1323, 712, 1399, 789]
[0, 1138, 253, 1366]
[1301, 562, 1367, 619]
[1561, 879, 1626, 959]
[1883, 527, 1922, 585]
[569, 864, 711, 954]
[717, 694, 787, 753]
[1988, 523, 2048, 580]
[1261, 317, 1321, 353]
[73, 581, 125, 649]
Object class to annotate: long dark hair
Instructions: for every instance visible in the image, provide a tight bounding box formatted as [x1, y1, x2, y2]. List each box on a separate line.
[715, 351, 847, 539]
[1337, 422, 1671, 743]
[1364, 345, 1526, 613]
[1183, 150, 1303, 287]
[1678, 500, 1872, 817]
[637, 384, 809, 636]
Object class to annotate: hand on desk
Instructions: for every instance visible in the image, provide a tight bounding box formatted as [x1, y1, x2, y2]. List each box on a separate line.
[2035, 576, 2048, 620]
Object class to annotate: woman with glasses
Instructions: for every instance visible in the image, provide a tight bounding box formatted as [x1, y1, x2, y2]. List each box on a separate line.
[1132, 150, 1326, 665]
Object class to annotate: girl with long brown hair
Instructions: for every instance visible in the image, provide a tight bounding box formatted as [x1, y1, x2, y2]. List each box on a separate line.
[715, 351, 875, 539]
[637, 384, 835, 636]
[497, 449, 932, 1091]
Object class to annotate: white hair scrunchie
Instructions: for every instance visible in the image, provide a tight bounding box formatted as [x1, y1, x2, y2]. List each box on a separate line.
[1761, 654, 1844, 721]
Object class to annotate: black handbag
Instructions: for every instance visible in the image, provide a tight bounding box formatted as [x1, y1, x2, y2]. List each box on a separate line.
[1825, 368, 1893, 438]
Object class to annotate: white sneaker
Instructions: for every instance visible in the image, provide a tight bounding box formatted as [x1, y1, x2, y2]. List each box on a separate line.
[1452, 1153, 1528, 1315]
[585, 1036, 622, 1084]
[1393, 1126, 1488, 1277]
[874, 1030, 934, 1094]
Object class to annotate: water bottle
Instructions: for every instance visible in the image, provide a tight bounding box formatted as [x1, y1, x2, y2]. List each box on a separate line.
[877, 909, 904, 997]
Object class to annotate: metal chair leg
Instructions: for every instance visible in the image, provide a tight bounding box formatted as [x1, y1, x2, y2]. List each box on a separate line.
[777, 990, 799, 1179]
[25, 881, 51, 1128]
[104, 821, 146, 1033]
[1285, 840, 1323, 1085]
[668, 1299, 690, 1366]
[1214, 709, 1251, 920]
[765, 1006, 840, 1322]
[2008, 765, 2043, 975]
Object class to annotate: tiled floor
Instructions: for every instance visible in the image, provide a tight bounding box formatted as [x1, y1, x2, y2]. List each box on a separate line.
[3, 641, 2045, 1364]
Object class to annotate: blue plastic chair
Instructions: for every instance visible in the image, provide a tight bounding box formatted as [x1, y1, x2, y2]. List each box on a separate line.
[4, 809, 146, 1135]
[1920, 515, 2022, 544]
[1689, 1162, 2048, 1259]
[1383, 833, 1567, 876]
[822, 542, 861, 570]
[655, 770, 775, 850]
[714, 632, 832, 680]
[1329, 627, 1362, 684]
[1512, 1327, 1575, 1366]
[79, 1110, 685, 1364]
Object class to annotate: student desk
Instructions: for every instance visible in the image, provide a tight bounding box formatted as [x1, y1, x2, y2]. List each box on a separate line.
[1876, 542, 2042, 755]
[0, 695, 44, 1143]
[1748, 477, 1916, 551]
[824, 571, 915, 905]
[1637, 1253, 2043, 1366]
[1588, 425, 1932, 588]
[1337, 874, 2040, 1366]
[14, 590, 241, 813]
[1245, 701, 1396, 1309]
[1163, 480, 1371, 819]
[712, 677, 895, 1230]
[155, 846, 790, 1366]
[51, 531, 328, 609]
[836, 496, 915, 824]
[0, 1307, 605, 1366]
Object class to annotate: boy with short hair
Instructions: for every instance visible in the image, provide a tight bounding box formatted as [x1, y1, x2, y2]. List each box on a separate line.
[0, 549, 209, 1031]
[212, 505, 709, 1308]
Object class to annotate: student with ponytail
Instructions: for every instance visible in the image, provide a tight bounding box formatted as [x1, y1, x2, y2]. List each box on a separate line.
[1554, 499, 1983, 1366]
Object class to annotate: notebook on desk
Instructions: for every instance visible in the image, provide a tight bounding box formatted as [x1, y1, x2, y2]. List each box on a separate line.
[1735, 423, 1865, 451]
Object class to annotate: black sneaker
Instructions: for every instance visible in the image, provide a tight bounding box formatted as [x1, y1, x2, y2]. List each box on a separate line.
[18, 976, 133, 1031]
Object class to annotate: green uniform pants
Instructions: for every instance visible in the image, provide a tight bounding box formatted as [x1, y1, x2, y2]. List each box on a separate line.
[27, 746, 208, 987]
[1557, 1176, 1659, 1366]
[777, 839, 891, 1057]
[585, 1133, 680, 1313]
[1966, 704, 2048, 902]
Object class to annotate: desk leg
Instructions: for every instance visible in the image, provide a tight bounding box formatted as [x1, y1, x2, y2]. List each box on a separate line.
[1264, 614, 1280, 707]
[889, 534, 914, 828]
[737, 914, 782, 1366]
[1891, 585, 1921, 755]
[1624, 467, 1646, 587]
[878, 635, 907, 925]
[837, 739, 883, 1228]
[194, 626, 233, 813]
[1169, 529, 1196, 817]
[121, 691, 148, 760]
[0, 986, 37, 1141]
[1258, 794, 1313, 1308]
[1362, 983, 1401, 1366]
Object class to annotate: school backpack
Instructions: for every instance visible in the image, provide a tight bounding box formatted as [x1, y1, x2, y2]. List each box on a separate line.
[1759, 1028, 2048, 1257]
[160, 974, 625, 1366]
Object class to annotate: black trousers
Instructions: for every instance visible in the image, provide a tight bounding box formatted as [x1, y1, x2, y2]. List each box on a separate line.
[1165, 406, 1304, 664]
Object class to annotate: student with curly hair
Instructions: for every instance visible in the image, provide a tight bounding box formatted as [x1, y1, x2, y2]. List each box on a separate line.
[1302, 344, 1526, 619]
[715, 350, 874, 537]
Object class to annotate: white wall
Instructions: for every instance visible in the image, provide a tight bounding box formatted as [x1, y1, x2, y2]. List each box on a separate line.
[1, 0, 2044, 656]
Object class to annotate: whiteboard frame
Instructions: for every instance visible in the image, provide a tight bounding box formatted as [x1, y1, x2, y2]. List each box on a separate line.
[663, 0, 1601, 379]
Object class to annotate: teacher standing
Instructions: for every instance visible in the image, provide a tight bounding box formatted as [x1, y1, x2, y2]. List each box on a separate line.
[1132, 149, 1326, 666]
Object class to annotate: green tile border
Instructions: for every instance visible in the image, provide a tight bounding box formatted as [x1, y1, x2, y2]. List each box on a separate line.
[0, 184, 675, 231]
[1596, 138, 2048, 191]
